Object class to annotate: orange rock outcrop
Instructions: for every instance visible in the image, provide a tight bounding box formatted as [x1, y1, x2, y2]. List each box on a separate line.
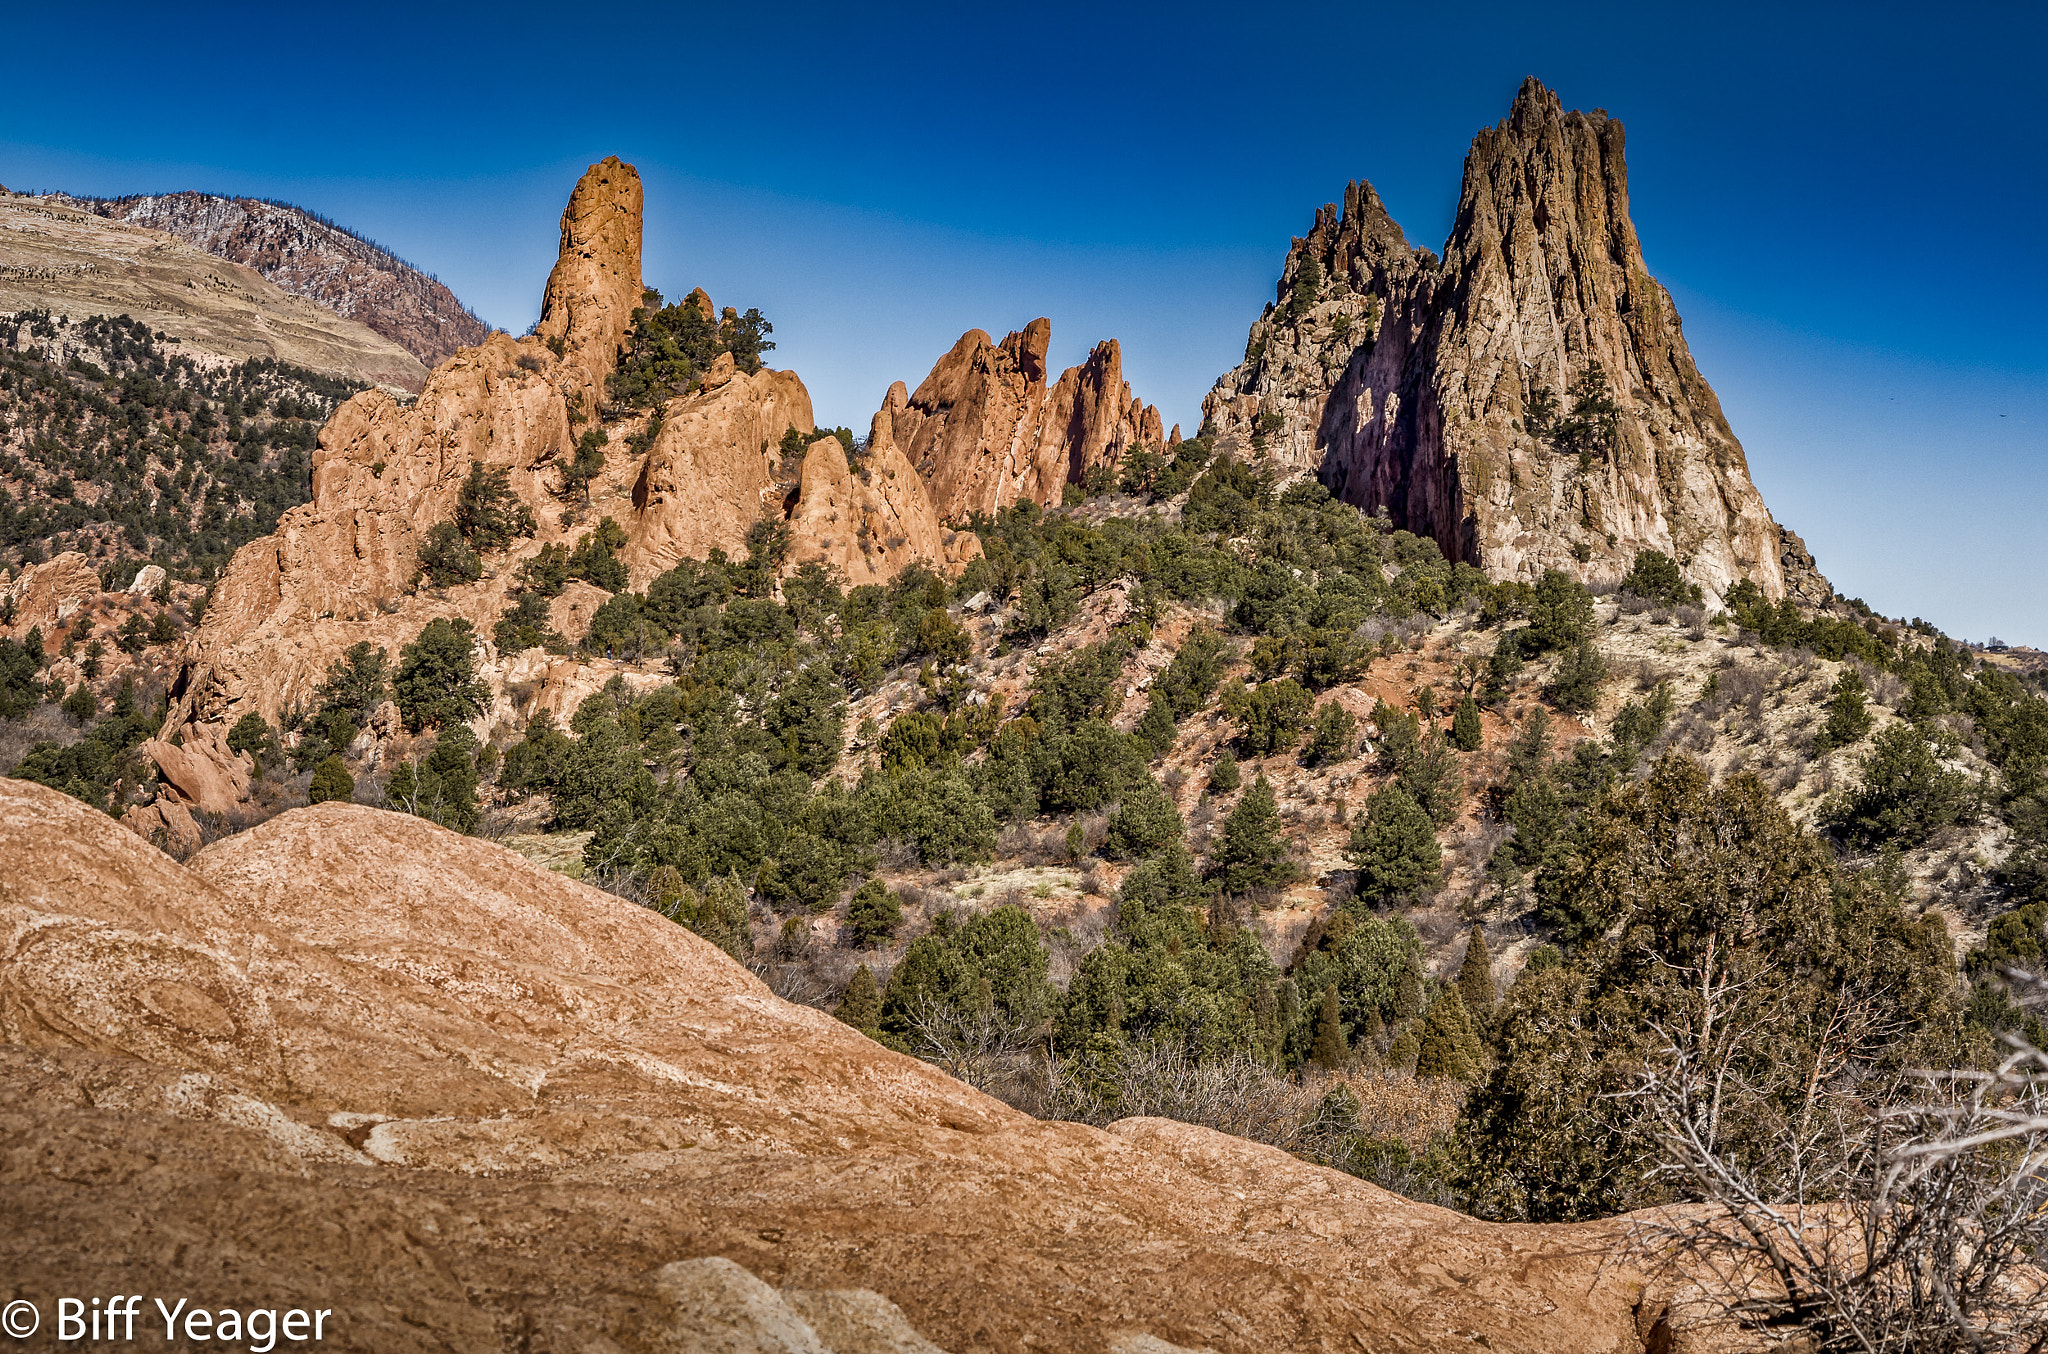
[784, 416, 982, 589]
[0, 551, 103, 635]
[1, 774, 1704, 1353]
[151, 157, 993, 821]
[882, 318, 1166, 521]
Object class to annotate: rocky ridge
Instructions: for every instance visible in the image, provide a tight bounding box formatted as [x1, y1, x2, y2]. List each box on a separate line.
[160, 159, 977, 792]
[1205, 78, 1793, 605]
[882, 318, 1168, 521]
[48, 190, 490, 367]
[0, 191, 426, 390]
[0, 775, 1696, 1353]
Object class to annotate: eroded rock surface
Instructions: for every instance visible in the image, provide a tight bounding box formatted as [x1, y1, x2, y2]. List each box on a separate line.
[883, 319, 1165, 520]
[1206, 78, 1792, 604]
[0, 776, 1701, 1353]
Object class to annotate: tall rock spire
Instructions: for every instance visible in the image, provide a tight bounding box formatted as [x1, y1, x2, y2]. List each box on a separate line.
[536, 156, 645, 411]
[1206, 78, 1791, 603]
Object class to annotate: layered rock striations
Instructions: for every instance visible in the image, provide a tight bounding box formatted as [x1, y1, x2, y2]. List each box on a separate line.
[1, 775, 1698, 1353]
[882, 319, 1166, 521]
[1206, 78, 1796, 604]
[51, 190, 490, 366]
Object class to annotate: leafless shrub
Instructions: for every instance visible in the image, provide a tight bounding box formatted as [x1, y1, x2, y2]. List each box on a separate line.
[899, 994, 1039, 1101]
[1630, 998, 2048, 1353]
[0, 702, 79, 772]
[1677, 606, 1706, 638]
[997, 822, 1037, 859]
[1620, 593, 1654, 616]
[873, 836, 920, 869]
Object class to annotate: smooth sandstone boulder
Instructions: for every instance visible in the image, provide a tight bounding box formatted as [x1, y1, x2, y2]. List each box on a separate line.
[0, 775, 1704, 1353]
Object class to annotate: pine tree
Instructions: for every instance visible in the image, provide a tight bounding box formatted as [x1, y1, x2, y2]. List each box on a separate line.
[1415, 987, 1483, 1081]
[1208, 749, 1241, 792]
[1818, 668, 1875, 752]
[1346, 784, 1442, 905]
[1394, 963, 1425, 1019]
[1310, 985, 1347, 1070]
[308, 755, 354, 805]
[1134, 691, 1177, 759]
[1363, 1008, 1388, 1064]
[1450, 694, 1483, 752]
[1211, 774, 1293, 894]
[835, 965, 882, 1031]
[1104, 775, 1184, 860]
[845, 878, 902, 949]
[1457, 925, 1495, 1022]
[694, 871, 754, 964]
[1387, 1024, 1419, 1073]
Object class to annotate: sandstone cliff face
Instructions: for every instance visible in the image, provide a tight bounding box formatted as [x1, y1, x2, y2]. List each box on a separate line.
[0, 775, 1701, 1353]
[534, 156, 645, 413]
[0, 551, 102, 634]
[1206, 79, 1791, 605]
[53, 191, 490, 367]
[784, 415, 983, 589]
[884, 319, 1165, 521]
[160, 157, 982, 792]
[620, 353, 812, 581]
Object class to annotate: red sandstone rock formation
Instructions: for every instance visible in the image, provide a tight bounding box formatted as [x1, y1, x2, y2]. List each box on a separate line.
[882, 318, 1165, 521]
[0, 775, 1708, 1353]
[0, 551, 102, 635]
[784, 414, 983, 589]
[1206, 79, 1793, 604]
[153, 158, 985, 816]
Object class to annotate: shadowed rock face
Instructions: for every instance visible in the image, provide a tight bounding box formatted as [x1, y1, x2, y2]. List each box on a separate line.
[884, 319, 1166, 521]
[1207, 78, 1794, 605]
[0, 775, 1698, 1353]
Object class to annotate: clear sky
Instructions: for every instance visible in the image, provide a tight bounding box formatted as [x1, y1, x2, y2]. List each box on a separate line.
[5, 1, 2042, 644]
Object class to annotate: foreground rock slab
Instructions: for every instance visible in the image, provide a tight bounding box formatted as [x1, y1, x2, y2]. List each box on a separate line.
[1, 778, 1690, 1352]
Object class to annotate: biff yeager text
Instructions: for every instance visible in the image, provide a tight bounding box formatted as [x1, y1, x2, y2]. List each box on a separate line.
[0, 1295, 334, 1347]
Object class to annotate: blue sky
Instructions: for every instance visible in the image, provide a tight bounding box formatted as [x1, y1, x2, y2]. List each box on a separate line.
[5, 1, 2043, 643]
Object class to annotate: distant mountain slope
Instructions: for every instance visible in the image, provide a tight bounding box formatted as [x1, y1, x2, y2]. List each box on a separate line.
[0, 191, 427, 390]
[49, 191, 489, 367]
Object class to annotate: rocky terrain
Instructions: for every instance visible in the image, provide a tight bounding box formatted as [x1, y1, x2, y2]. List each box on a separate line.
[47, 190, 489, 366]
[149, 158, 979, 788]
[0, 776, 1689, 1353]
[0, 308, 364, 574]
[4, 88, 2045, 1354]
[0, 191, 426, 390]
[882, 318, 1169, 520]
[1205, 79, 1785, 604]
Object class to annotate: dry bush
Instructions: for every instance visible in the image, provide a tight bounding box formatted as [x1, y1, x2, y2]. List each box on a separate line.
[0, 702, 79, 772]
[1631, 1003, 2048, 1353]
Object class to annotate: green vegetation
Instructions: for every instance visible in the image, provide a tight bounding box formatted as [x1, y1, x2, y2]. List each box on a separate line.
[606, 289, 774, 411]
[0, 310, 360, 574]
